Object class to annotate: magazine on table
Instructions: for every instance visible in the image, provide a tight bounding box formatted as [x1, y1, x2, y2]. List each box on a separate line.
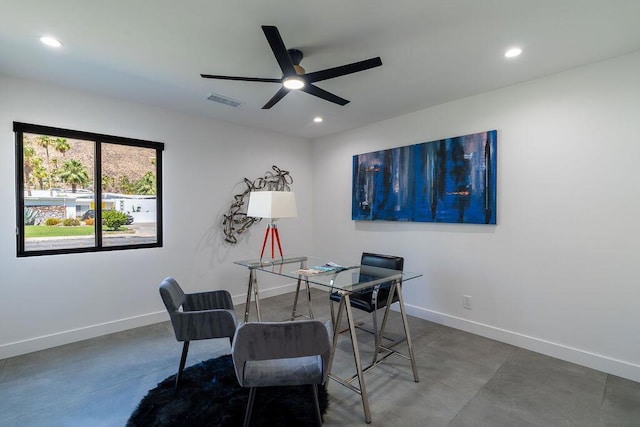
[294, 262, 347, 275]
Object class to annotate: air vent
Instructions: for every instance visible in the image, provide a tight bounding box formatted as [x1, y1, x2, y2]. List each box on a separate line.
[206, 93, 243, 108]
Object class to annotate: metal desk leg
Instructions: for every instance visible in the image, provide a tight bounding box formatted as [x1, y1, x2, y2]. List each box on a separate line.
[290, 275, 303, 320]
[304, 277, 314, 319]
[290, 276, 314, 320]
[244, 269, 262, 323]
[291, 260, 314, 320]
[253, 272, 261, 322]
[244, 269, 254, 322]
[344, 293, 372, 424]
[327, 295, 372, 424]
[373, 282, 396, 364]
[395, 283, 419, 382]
[326, 296, 345, 382]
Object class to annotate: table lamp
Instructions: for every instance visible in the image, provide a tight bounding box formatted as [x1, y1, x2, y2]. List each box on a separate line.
[247, 191, 297, 259]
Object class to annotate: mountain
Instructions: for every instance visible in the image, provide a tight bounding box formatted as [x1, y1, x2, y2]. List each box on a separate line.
[25, 135, 156, 193]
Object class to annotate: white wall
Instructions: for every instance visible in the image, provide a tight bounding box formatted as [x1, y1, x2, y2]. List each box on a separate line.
[0, 75, 312, 359]
[4, 51, 640, 382]
[310, 51, 640, 382]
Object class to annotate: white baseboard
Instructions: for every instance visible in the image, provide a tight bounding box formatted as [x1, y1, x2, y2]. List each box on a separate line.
[230, 282, 299, 311]
[0, 311, 168, 360]
[403, 303, 640, 383]
[232, 282, 299, 304]
[0, 283, 299, 361]
[10, 285, 635, 384]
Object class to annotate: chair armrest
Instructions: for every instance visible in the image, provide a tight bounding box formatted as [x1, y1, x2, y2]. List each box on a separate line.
[170, 308, 237, 342]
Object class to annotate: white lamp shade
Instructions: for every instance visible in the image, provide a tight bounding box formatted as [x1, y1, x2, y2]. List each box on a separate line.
[247, 191, 298, 219]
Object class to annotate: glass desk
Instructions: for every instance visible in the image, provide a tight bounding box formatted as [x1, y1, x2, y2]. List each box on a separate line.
[234, 255, 421, 424]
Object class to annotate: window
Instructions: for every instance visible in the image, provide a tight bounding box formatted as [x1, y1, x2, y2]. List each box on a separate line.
[15, 122, 164, 256]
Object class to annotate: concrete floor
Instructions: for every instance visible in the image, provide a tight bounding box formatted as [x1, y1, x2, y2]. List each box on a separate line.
[1, 289, 639, 426]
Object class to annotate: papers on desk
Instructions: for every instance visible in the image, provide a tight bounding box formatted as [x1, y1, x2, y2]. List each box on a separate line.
[294, 268, 325, 275]
[295, 262, 346, 275]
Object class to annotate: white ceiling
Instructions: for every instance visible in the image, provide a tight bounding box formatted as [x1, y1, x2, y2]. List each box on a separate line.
[2, 1, 640, 139]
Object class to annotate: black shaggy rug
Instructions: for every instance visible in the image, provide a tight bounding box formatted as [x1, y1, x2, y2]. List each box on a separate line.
[127, 354, 328, 427]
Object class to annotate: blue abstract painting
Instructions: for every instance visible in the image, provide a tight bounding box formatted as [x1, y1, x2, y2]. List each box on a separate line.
[352, 130, 497, 224]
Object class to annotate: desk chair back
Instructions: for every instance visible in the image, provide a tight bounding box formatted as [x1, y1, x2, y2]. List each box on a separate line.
[232, 320, 332, 426]
[329, 252, 404, 345]
[159, 277, 237, 391]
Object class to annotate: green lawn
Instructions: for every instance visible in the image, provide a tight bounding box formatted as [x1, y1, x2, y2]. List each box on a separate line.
[25, 225, 95, 238]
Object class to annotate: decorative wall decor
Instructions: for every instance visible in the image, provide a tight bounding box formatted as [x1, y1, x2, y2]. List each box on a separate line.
[352, 130, 497, 224]
[222, 166, 293, 244]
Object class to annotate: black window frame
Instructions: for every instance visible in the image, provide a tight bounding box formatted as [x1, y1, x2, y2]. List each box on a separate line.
[14, 122, 164, 257]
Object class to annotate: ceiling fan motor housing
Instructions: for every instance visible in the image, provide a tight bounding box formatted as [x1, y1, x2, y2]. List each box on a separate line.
[288, 49, 305, 74]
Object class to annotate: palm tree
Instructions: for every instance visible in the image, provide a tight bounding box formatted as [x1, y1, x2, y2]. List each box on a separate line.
[33, 159, 47, 190]
[58, 159, 89, 193]
[118, 175, 135, 194]
[35, 135, 54, 195]
[135, 171, 156, 195]
[55, 137, 70, 156]
[23, 143, 37, 196]
[102, 174, 115, 192]
[35, 135, 71, 195]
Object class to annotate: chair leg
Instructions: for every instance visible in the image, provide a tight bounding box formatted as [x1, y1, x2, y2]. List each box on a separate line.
[330, 296, 336, 327]
[244, 387, 257, 427]
[371, 307, 379, 343]
[311, 384, 323, 426]
[175, 341, 190, 392]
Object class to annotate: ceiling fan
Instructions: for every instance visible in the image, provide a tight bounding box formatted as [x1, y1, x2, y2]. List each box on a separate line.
[201, 25, 382, 109]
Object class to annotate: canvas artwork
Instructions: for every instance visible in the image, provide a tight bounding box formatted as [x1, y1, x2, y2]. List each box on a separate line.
[352, 130, 497, 224]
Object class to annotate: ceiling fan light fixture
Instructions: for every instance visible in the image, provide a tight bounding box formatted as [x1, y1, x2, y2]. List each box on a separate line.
[504, 47, 522, 58]
[283, 77, 305, 90]
[40, 35, 63, 48]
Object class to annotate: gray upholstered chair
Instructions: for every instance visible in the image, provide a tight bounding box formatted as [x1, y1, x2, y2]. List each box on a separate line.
[232, 320, 333, 427]
[329, 252, 404, 346]
[159, 277, 238, 391]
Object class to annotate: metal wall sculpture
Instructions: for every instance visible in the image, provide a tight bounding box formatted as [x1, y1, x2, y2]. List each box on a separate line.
[222, 165, 293, 244]
[352, 130, 497, 224]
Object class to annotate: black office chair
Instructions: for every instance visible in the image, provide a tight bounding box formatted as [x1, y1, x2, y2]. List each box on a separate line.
[159, 277, 238, 392]
[329, 252, 404, 347]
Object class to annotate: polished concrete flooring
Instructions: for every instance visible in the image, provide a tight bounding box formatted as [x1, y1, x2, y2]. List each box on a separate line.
[1, 289, 640, 426]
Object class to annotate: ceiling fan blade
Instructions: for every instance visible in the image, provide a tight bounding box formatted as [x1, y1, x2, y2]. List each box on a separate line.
[302, 84, 350, 106]
[200, 74, 282, 83]
[305, 57, 382, 83]
[262, 86, 290, 109]
[261, 26, 297, 77]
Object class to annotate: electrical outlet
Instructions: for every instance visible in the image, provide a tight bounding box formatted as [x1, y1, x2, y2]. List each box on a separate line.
[463, 295, 472, 309]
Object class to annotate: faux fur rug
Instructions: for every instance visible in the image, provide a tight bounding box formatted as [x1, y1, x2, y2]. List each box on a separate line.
[127, 354, 328, 427]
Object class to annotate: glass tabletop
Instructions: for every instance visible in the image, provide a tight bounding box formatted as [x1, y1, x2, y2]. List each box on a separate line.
[234, 255, 422, 293]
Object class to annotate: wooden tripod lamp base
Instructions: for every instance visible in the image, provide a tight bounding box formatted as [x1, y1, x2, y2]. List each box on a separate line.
[259, 222, 283, 260]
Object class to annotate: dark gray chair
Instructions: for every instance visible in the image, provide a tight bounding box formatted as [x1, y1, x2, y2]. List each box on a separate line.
[232, 320, 333, 427]
[329, 252, 404, 345]
[159, 277, 238, 391]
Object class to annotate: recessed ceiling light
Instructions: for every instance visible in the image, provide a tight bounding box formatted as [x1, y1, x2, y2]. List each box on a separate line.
[504, 47, 522, 58]
[283, 77, 305, 90]
[313, 116, 323, 123]
[40, 36, 63, 48]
